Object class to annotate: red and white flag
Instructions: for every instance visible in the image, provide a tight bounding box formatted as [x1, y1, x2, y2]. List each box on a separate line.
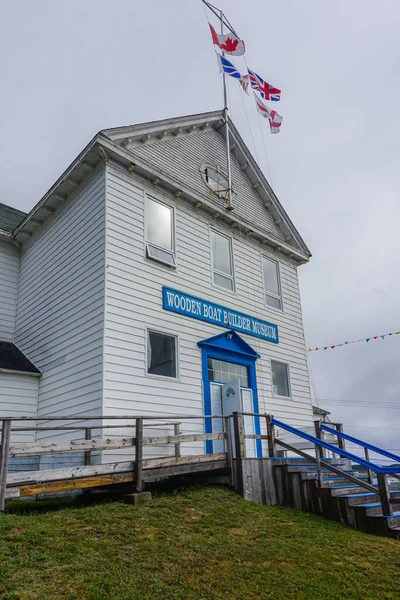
[209, 23, 245, 56]
[254, 94, 283, 134]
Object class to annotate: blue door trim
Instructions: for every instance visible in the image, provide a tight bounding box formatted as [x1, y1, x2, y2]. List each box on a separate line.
[198, 330, 262, 458]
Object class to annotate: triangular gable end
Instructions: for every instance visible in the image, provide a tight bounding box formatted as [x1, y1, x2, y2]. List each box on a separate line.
[101, 111, 311, 262]
[198, 330, 260, 360]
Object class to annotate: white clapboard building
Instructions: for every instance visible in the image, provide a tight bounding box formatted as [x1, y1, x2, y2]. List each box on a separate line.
[0, 110, 313, 462]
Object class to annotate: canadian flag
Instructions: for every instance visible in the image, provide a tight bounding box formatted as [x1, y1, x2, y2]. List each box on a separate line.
[209, 23, 245, 56]
[254, 93, 283, 134]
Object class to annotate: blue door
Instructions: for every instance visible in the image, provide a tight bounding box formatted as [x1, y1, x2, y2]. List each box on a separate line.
[198, 330, 262, 457]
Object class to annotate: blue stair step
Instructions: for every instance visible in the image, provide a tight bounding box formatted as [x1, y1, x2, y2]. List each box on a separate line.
[346, 490, 398, 499]
[346, 492, 376, 498]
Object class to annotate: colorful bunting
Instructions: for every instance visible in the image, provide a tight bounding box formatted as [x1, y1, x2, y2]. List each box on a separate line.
[307, 330, 400, 352]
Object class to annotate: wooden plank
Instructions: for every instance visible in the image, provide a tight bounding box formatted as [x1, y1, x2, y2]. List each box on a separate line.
[233, 412, 244, 495]
[17, 459, 229, 497]
[5, 488, 20, 500]
[143, 452, 226, 470]
[135, 418, 143, 493]
[144, 459, 228, 482]
[377, 473, 393, 516]
[19, 472, 134, 497]
[265, 415, 276, 457]
[7, 453, 227, 487]
[224, 416, 234, 487]
[174, 423, 181, 458]
[8, 437, 136, 458]
[143, 432, 225, 446]
[6, 460, 135, 486]
[84, 428, 92, 466]
[0, 420, 12, 512]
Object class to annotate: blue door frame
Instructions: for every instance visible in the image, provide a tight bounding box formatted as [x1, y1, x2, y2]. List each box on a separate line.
[198, 330, 262, 458]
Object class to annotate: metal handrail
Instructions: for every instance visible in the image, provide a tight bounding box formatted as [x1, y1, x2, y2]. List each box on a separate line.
[271, 417, 400, 475]
[320, 423, 400, 464]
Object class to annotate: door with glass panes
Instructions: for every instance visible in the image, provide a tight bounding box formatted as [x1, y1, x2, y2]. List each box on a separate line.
[208, 358, 256, 457]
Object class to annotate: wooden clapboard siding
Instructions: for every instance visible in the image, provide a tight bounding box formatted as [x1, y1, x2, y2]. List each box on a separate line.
[103, 161, 313, 462]
[14, 167, 106, 442]
[0, 373, 38, 444]
[0, 240, 20, 341]
[133, 127, 284, 241]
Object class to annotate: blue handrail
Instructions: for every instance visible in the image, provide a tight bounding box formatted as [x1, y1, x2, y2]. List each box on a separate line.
[320, 423, 400, 464]
[271, 417, 400, 474]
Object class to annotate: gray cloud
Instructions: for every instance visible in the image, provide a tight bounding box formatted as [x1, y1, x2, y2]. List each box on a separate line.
[1, 0, 399, 454]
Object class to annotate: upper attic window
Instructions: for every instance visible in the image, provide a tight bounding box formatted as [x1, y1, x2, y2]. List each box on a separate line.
[201, 165, 230, 200]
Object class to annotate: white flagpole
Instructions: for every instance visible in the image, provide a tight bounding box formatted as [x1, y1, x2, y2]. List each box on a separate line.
[220, 10, 233, 210]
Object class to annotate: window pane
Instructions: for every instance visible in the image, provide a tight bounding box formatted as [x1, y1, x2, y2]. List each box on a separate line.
[206, 168, 228, 191]
[147, 331, 176, 378]
[271, 361, 290, 397]
[265, 294, 282, 310]
[263, 257, 280, 296]
[147, 244, 175, 267]
[207, 358, 249, 387]
[214, 272, 233, 291]
[212, 231, 232, 276]
[147, 198, 172, 250]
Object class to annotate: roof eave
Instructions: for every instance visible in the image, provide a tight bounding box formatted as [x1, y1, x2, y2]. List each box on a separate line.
[227, 118, 311, 258]
[13, 133, 104, 240]
[0, 229, 13, 240]
[103, 110, 224, 142]
[97, 134, 310, 264]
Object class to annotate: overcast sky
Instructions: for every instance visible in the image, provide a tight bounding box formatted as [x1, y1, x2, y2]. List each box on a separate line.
[2, 0, 399, 457]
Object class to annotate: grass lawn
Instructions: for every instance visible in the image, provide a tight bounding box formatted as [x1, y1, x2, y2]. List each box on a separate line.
[0, 485, 399, 600]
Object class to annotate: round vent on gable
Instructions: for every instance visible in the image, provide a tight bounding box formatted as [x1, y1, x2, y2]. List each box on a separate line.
[200, 164, 231, 200]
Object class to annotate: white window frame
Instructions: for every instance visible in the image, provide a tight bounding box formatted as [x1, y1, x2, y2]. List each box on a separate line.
[145, 194, 176, 268]
[261, 255, 283, 311]
[210, 228, 236, 293]
[200, 164, 231, 200]
[271, 360, 292, 399]
[145, 328, 179, 381]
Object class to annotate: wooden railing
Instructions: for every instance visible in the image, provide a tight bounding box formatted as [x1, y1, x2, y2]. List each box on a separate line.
[0, 414, 232, 513]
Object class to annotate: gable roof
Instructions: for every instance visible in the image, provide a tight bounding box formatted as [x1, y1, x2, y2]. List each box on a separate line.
[11, 110, 311, 263]
[198, 330, 260, 359]
[103, 111, 311, 260]
[0, 341, 41, 375]
[0, 203, 26, 234]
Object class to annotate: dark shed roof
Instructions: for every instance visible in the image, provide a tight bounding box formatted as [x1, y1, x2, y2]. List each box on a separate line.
[312, 405, 330, 416]
[0, 342, 41, 374]
[0, 203, 27, 233]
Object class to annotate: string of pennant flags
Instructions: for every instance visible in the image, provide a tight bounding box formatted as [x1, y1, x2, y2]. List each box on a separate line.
[206, 17, 283, 134]
[307, 330, 400, 353]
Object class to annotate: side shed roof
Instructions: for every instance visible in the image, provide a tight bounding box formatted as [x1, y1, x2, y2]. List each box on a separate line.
[0, 203, 26, 233]
[0, 342, 41, 375]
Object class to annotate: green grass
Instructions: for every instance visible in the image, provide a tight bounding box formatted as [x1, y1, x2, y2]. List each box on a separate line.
[0, 486, 399, 600]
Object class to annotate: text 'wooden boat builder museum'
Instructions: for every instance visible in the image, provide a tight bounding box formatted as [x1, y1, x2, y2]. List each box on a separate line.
[0, 110, 313, 459]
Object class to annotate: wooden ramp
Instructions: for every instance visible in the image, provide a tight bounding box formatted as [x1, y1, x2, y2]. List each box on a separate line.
[0, 414, 233, 510]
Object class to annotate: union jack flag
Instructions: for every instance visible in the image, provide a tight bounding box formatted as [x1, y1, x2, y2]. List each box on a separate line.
[247, 68, 281, 102]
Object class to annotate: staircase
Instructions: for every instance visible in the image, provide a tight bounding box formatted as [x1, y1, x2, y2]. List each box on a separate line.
[271, 457, 400, 539]
[234, 413, 400, 540]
